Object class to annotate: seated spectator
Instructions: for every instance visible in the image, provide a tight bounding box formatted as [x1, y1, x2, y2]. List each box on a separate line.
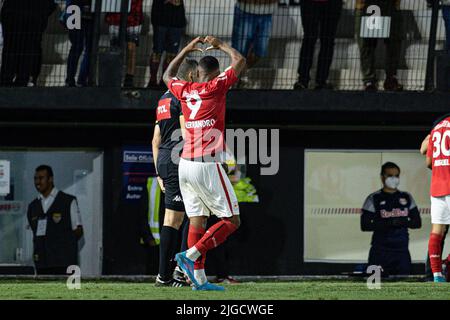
[294, 0, 343, 90]
[105, 0, 144, 88]
[361, 162, 421, 275]
[0, 0, 56, 87]
[147, 0, 186, 89]
[61, 0, 94, 87]
[354, 0, 403, 91]
[232, 0, 278, 87]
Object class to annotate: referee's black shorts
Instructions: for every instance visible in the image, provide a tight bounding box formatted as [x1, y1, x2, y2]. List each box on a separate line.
[157, 149, 185, 212]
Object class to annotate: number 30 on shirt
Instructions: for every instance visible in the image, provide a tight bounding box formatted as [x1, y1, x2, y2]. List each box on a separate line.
[432, 130, 450, 157]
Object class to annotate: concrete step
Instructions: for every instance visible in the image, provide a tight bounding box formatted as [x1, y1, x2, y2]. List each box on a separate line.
[35, 62, 426, 91]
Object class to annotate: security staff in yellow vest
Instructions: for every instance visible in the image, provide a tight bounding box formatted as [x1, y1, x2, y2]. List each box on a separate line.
[27, 165, 83, 275]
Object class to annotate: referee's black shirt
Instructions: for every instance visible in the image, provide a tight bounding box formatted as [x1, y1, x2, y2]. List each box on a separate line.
[155, 91, 183, 151]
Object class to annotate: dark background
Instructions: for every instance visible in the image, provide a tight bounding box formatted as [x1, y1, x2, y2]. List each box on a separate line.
[0, 87, 445, 275]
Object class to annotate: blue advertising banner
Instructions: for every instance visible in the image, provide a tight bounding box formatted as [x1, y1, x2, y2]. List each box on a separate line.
[122, 146, 156, 203]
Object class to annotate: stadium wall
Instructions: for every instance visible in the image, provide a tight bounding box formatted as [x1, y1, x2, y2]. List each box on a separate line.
[0, 87, 446, 275]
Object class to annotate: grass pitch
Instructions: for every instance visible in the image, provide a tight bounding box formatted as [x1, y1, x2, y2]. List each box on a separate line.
[0, 279, 449, 300]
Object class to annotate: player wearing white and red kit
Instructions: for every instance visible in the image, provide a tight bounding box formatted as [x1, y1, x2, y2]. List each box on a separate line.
[162, 36, 246, 291]
[426, 115, 450, 282]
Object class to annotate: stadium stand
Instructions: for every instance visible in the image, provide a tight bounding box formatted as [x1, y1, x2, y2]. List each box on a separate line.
[29, 0, 449, 90]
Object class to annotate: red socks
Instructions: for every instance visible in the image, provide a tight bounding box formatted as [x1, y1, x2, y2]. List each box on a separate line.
[188, 225, 206, 270]
[195, 220, 238, 257]
[428, 233, 444, 274]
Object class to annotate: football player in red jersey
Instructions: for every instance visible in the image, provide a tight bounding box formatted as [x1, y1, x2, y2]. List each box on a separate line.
[162, 36, 246, 291]
[152, 59, 199, 287]
[425, 115, 450, 282]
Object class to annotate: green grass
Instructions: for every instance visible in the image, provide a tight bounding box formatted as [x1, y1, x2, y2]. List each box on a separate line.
[0, 279, 449, 300]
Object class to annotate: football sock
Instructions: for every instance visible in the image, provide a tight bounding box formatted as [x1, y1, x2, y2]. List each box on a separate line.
[159, 226, 179, 281]
[428, 233, 444, 275]
[180, 219, 189, 252]
[195, 219, 238, 257]
[187, 225, 205, 263]
[194, 269, 207, 286]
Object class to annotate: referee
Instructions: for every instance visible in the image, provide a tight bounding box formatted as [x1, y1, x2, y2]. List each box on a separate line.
[152, 59, 198, 287]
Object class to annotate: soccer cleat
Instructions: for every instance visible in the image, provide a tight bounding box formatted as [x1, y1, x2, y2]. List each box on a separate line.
[434, 275, 446, 283]
[173, 266, 190, 286]
[175, 251, 199, 287]
[155, 274, 172, 287]
[155, 274, 188, 288]
[192, 282, 225, 291]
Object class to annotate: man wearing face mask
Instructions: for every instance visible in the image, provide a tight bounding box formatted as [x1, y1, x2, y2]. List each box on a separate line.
[361, 162, 422, 275]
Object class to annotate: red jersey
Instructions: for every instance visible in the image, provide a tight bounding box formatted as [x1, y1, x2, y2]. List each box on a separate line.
[105, 0, 144, 27]
[167, 67, 238, 160]
[427, 116, 450, 197]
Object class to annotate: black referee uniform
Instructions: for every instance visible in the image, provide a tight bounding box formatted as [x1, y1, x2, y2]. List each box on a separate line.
[155, 91, 185, 212]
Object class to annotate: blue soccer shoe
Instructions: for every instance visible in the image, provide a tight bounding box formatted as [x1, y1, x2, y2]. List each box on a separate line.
[434, 275, 446, 283]
[175, 251, 199, 287]
[192, 282, 225, 291]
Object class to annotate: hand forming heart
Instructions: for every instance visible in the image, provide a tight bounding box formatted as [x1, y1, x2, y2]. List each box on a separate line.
[184, 36, 223, 53]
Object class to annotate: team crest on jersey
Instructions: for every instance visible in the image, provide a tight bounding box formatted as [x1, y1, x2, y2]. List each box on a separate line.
[156, 98, 172, 121]
[399, 198, 407, 205]
[52, 213, 62, 224]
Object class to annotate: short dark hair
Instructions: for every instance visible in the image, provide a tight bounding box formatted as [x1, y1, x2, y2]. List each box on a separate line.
[199, 56, 220, 74]
[177, 59, 198, 81]
[35, 165, 54, 178]
[380, 162, 400, 176]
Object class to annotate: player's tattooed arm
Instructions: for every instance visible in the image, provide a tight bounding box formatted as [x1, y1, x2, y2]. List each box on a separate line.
[163, 36, 204, 86]
[204, 36, 246, 76]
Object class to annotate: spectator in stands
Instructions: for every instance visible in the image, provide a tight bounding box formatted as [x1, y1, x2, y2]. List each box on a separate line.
[105, 0, 144, 88]
[427, 0, 450, 52]
[354, 0, 403, 91]
[0, 22, 3, 63]
[361, 162, 421, 275]
[61, 0, 94, 87]
[0, 0, 56, 87]
[232, 0, 278, 87]
[442, 1, 450, 52]
[147, 0, 186, 89]
[293, 0, 343, 90]
[27, 165, 84, 275]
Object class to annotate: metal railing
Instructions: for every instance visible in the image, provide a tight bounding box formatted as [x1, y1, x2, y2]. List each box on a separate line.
[0, 0, 445, 91]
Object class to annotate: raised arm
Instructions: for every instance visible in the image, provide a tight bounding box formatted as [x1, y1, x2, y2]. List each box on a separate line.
[420, 134, 430, 155]
[162, 36, 204, 86]
[204, 36, 246, 76]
